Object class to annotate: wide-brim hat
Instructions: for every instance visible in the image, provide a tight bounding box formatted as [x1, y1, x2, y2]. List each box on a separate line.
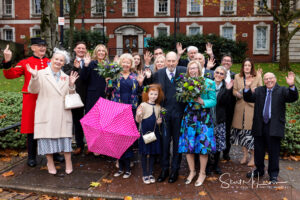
[30, 37, 47, 45]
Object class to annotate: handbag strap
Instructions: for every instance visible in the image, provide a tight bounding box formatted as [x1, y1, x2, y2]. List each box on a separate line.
[139, 106, 157, 136]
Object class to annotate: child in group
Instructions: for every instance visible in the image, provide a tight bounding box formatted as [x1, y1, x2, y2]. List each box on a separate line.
[136, 84, 164, 184]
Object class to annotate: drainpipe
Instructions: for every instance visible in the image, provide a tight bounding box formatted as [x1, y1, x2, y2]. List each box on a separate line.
[272, 0, 277, 62]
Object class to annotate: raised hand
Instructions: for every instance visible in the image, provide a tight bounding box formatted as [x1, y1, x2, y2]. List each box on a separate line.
[137, 71, 145, 86]
[286, 71, 295, 86]
[144, 68, 152, 78]
[176, 42, 186, 56]
[245, 75, 254, 89]
[73, 59, 80, 69]
[144, 51, 153, 66]
[205, 42, 214, 57]
[3, 44, 12, 62]
[113, 55, 119, 63]
[257, 68, 263, 77]
[26, 64, 38, 78]
[226, 80, 234, 90]
[206, 57, 216, 70]
[69, 71, 79, 87]
[84, 52, 91, 67]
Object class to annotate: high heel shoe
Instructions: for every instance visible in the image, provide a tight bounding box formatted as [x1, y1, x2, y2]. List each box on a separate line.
[195, 173, 206, 187]
[65, 169, 73, 175]
[47, 163, 57, 175]
[185, 171, 196, 185]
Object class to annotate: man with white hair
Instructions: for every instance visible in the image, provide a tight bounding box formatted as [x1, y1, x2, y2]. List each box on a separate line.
[176, 43, 198, 67]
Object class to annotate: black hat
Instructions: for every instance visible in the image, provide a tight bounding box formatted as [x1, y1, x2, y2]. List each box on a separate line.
[30, 37, 47, 45]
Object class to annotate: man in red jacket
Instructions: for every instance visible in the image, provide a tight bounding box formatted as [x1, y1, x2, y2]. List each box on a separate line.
[1, 38, 64, 167]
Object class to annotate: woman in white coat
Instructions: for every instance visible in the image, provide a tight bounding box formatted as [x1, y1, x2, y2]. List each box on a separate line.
[27, 49, 79, 175]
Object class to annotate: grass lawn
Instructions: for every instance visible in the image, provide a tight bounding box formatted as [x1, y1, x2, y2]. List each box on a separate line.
[0, 63, 299, 92]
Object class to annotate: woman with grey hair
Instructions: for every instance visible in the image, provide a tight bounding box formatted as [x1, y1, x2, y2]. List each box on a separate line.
[27, 48, 79, 175]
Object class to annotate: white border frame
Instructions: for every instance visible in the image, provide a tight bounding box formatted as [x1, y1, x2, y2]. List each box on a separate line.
[187, 0, 203, 16]
[154, 0, 170, 16]
[253, 22, 270, 55]
[220, 22, 236, 40]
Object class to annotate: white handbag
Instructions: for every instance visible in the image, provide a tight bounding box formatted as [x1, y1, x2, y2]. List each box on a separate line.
[65, 92, 84, 109]
[140, 121, 157, 144]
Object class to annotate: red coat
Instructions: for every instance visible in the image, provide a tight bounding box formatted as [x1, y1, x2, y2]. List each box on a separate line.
[3, 56, 50, 134]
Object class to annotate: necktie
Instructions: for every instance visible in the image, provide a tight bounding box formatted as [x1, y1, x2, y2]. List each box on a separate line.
[170, 72, 174, 83]
[263, 89, 271, 124]
[81, 59, 84, 68]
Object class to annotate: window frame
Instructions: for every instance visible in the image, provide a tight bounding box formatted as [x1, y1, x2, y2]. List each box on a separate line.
[220, 0, 237, 16]
[154, 0, 170, 16]
[186, 23, 203, 36]
[1, 25, 15, 42]
[187, 0, 203, 16]
[30, 0, 42, 17]
[254, 0, 271, 15]
[154, 23, 170, 38]
[91, 24, 107, 35]
[30, 25, 41, 37]
[253, 22, 271, 55]
[220, 22, 236, 41]
[3, 0, 14, 17]
[91, 0, 106, 17]
[122, 0, 138, 17]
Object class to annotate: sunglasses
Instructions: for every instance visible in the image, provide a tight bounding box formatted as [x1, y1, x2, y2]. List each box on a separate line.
[215, 71, 225, 76]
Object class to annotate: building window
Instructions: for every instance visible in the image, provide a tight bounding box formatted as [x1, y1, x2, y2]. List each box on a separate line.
[32, 0, 41, 15]
[64, 0, 70, 15]
[220, 0, 236, 15]
[254, 0, 270, 14]
[30, 25, 41, 37]
[4, 0, 12, 15]
[91, 0, 106, 16]
[253, 22, 270, 55]
[96, 0, 104, 14]
[187, 0, 203, 15]
[154, 0, 170, 16]
[186, 23, 203, 36]
[220, 23, 236, 40]
[91, 24, 106, 35]
[154, 23, 170, 37]
[1, 26, 15, 42]
[122, 0, 138, 16]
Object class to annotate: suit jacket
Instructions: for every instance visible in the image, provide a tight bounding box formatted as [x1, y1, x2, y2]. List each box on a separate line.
[28, 66, 73, 139]
[63, 58, 87, 104]
[153, 66, 187, 117]
[80, 60, 106, 113]
[243, 84, 298, 138]
[225, 71, 236, 126]
[215, 80, 232, 124]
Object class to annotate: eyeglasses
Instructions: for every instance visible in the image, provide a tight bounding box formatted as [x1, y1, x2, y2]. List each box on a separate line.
[215, 71, 225, 76]
[264, 77, 275, 81]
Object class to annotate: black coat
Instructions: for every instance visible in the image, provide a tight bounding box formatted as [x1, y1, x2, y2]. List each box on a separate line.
[215, 81, 232, 124]
[153, 66, 187, 117]
[80, 60, 106, 113]
[62, 59, 87, 104]
[243, 84, 298, 138]
[225, 71, 236, 125]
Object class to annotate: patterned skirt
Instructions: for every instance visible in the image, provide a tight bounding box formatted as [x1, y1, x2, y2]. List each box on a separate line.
[214, 122, 226, 152]
[37, 138, 72, 155]
[230, 128, 254, 150]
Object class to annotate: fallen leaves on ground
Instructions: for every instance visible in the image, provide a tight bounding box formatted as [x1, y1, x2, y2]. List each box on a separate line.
[220, 160, 227, 163]
[0, 114, 7, 119]
[18, 152, 28, 158]
[90, 182, 101, 187]
[97, 198, 106, 200]
[40, 166, 48, 170]
[102, 178, 112, 183]
[290, 156, 298, 161]
[0, 188, 3, 193]
[206, 177, 218, 181]
[178, 175, 185, 179]
[199, 191, 207, 196]
[68, 197, 82, 200]
[282, 197, 288, 200]
[0, 157, 12, 162]
[124, 196, 132, 200]
[2, 170, 14, 177]
[286, 166, 294, 170]
[275, 186, 285, 191]
[172, 198, 181, 200]
[40, 194, 56, 200]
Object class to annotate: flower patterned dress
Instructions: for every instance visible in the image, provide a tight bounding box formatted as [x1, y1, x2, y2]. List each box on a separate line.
[178, 78, 217, 154]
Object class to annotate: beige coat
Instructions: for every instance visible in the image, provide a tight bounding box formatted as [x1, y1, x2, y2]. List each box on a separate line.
[28, 66, 74, 139]
[232, 74, 262, 130]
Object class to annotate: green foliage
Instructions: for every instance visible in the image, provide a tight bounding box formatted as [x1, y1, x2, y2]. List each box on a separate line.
[281, 76, 300, 155]
[147, 34, 248, 63]
[0, 40, 25, 63]
[0, 69, 24, 92]
[63, 29, 108, 50]
[0, 91, 26, 149]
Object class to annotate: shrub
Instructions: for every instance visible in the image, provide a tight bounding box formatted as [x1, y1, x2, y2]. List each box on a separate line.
[0, 40, 25, 63]
[281, 76, 300, 155]
[0, 91, 26, 149]
[147, 34, 248, 63]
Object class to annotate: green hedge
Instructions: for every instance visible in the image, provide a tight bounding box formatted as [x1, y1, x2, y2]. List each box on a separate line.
[281, 76, 300, 155]
[147, 34, 248, 63]
[0, 91, 26, 149]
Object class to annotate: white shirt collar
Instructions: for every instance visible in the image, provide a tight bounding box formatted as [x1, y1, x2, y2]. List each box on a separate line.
[166, 68, 176, 80]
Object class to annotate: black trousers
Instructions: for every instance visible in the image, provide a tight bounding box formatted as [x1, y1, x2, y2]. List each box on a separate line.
[27, 134, 37, 159]
[223, 118, 232, 157]
[161, 115, 182, 172]
[72, 107, 85, 149]
[254, 122, 281, 178]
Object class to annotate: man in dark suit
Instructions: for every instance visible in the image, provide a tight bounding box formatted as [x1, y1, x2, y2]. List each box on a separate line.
[153, 51, 186, 183]
[244, 72, 298, 184]
[63, 41, 90, 155]
[220, 54, 236, 161]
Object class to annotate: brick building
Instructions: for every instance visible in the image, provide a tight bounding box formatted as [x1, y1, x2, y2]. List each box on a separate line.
[0, 0, 299, 62]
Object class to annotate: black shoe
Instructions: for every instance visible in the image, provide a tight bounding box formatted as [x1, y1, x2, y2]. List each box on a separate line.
[206, 165, 212, 176]
[27, 159, 37, 167]
[269, 177, 278, 184]
[213, 166, 222, 175]
[168, 171, 179, 183]
[223, 154, 230, 161]
[53, 154, 65, 162]
[157, 170, 169, 182]
[246, 170, 264, 178]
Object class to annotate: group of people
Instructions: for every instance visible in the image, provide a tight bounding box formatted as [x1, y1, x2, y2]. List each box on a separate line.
[1, 37, 298, 186]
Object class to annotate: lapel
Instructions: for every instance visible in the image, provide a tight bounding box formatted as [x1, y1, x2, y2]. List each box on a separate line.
[44, 66, 64, 96]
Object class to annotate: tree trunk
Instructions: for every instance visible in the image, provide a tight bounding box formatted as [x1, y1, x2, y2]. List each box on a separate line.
[279, 25, 291, 71]
[41, 0, 58, 56]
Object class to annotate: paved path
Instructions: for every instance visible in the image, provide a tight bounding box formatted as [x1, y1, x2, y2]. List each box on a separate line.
[0, 146, 299, 200]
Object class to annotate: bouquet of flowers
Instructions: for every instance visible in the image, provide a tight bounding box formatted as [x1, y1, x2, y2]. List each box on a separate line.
[95, 61, 122, 87]
[175, 73, 206, 103]
[160, 107, 167, 119]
